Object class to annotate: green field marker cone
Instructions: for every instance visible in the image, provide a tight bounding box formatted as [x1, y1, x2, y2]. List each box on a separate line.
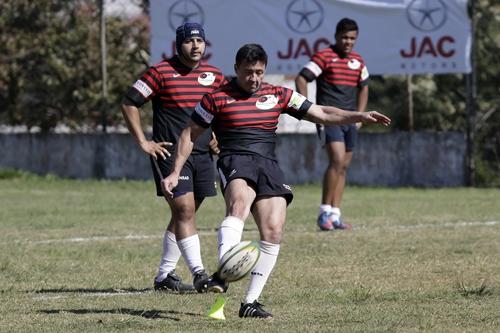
[207, 295, 226, 320]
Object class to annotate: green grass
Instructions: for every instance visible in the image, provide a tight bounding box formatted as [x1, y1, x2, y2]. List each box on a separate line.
[0, 174, 499, 332]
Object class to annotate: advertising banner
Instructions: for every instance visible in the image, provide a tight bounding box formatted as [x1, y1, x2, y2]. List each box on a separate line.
[151, 0, 471, 75]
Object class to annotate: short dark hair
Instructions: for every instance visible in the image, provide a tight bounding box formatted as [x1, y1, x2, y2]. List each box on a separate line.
[235, 44, 268, 66]
[335, 18, 358, 35]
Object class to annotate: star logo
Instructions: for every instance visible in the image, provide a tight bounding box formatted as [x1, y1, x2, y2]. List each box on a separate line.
[167, 0, 204, 32]
[406, 0, 447, 32]
[285, 0, 324, 34]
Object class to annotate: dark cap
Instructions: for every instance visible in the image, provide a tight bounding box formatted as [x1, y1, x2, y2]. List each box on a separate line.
[176, 22, 206, 56]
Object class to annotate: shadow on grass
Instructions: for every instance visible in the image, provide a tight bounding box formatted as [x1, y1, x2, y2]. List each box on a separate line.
[29, 287, 200, 295]
[33, 287, 152, 294]
[38, 308, 201, 321]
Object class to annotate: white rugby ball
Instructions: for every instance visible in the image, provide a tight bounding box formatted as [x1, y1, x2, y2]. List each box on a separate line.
[217, 241, 260, 282]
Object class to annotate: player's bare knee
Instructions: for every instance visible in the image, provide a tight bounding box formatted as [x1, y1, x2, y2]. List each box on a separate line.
[340, 164, 349, 174]
[172, 204, 195, 222]
[261, 227, 283, 244]
[329, 163, 347, 174]
[227, 201, 251, 220]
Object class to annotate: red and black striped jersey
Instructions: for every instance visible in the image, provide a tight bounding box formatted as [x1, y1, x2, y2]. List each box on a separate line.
[192, 79, 312, 160]
[124, 56, 225, 154]
[299, 45, 369, 110]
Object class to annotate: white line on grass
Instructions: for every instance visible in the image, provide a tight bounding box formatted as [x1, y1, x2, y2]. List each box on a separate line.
[27, 220, 498, 301]
[30, 234, 164, 244]
[12, 220, 499, 245]
[389, 220, 499, 230]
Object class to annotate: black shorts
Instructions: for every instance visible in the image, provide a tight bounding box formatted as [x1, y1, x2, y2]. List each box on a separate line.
[217, 154, 293, 205]
[317, 124, 358, 151]
[151, 153, 216, 199]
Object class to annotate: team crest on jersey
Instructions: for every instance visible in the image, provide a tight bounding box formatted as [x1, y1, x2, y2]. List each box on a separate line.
[256, 95, 279, 110]
[198, 72, 216, 86]
[348, 59, 361, 70]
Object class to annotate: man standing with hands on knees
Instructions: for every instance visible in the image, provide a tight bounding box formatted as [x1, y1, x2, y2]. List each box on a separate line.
[162, 44, 390, 318]
[295, 18, 369, 231]
[121, 22, 225, 293]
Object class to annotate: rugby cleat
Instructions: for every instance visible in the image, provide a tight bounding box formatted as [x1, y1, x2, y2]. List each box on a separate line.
[193, 270, 229, 293]
[193, 270, 210, 293]
[333, 217, 352, 230]
[154, 270, 195, 292]
[239, 300, 273, 319]
[317, 211, 334, 231]
[207, 272, 229, 293]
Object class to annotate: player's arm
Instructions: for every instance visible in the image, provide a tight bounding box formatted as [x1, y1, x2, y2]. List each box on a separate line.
[209, 132, 220, 155]
[283, 89, 388, 126]
[295, 58, 321, 96]
[207, 72, 226, 155]
[356, 61, 370, 128]
[121, 69, 172, 159]
[303, 103, 390, 127]
[356, 85, 369, 129]
[121, 99, 171, 160]
[295, 74, 309, 98]
[162, 120, 206, 196]
[357, 85, 369, 113]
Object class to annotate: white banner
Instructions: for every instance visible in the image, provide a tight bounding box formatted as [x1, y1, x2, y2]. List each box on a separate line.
[151, 0, 471, 75]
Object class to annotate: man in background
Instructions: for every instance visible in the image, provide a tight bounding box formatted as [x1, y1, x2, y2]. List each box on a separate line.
[295, 18, 369, 231]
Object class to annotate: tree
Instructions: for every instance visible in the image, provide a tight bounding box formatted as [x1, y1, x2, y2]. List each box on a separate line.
[367, 0, 499, 186]
[0, 0, 149, 132]
[0, 0, 497, 185]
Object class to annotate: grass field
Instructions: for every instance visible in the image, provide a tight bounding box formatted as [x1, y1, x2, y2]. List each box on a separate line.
[0, 173, 499, 332]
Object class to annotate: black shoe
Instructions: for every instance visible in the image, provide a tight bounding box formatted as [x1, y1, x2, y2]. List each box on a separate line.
[193, 271, 229, 293]
[153, 270, 195, 292]
[193, 270, 210, 293]
[207, 272, 229, 293]
[239, 300, 273, 319]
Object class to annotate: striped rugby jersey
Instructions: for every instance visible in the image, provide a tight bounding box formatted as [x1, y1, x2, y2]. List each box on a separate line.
[125, 56, 225, 154]
[192, 79, 312, 160]
[300, 45, 369, 111]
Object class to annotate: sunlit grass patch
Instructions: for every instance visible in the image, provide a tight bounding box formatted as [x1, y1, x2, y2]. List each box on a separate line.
[0, 178, 499, 332]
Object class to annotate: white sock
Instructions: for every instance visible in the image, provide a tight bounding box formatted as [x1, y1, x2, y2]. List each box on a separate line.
[177, 234, 204, 275]
[331, 207, 341, 219]
[156, 231, 181, 281]
[217, 216, 245, 262]
[244, 240, 280, 304]
[319, 204, 332, 215]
